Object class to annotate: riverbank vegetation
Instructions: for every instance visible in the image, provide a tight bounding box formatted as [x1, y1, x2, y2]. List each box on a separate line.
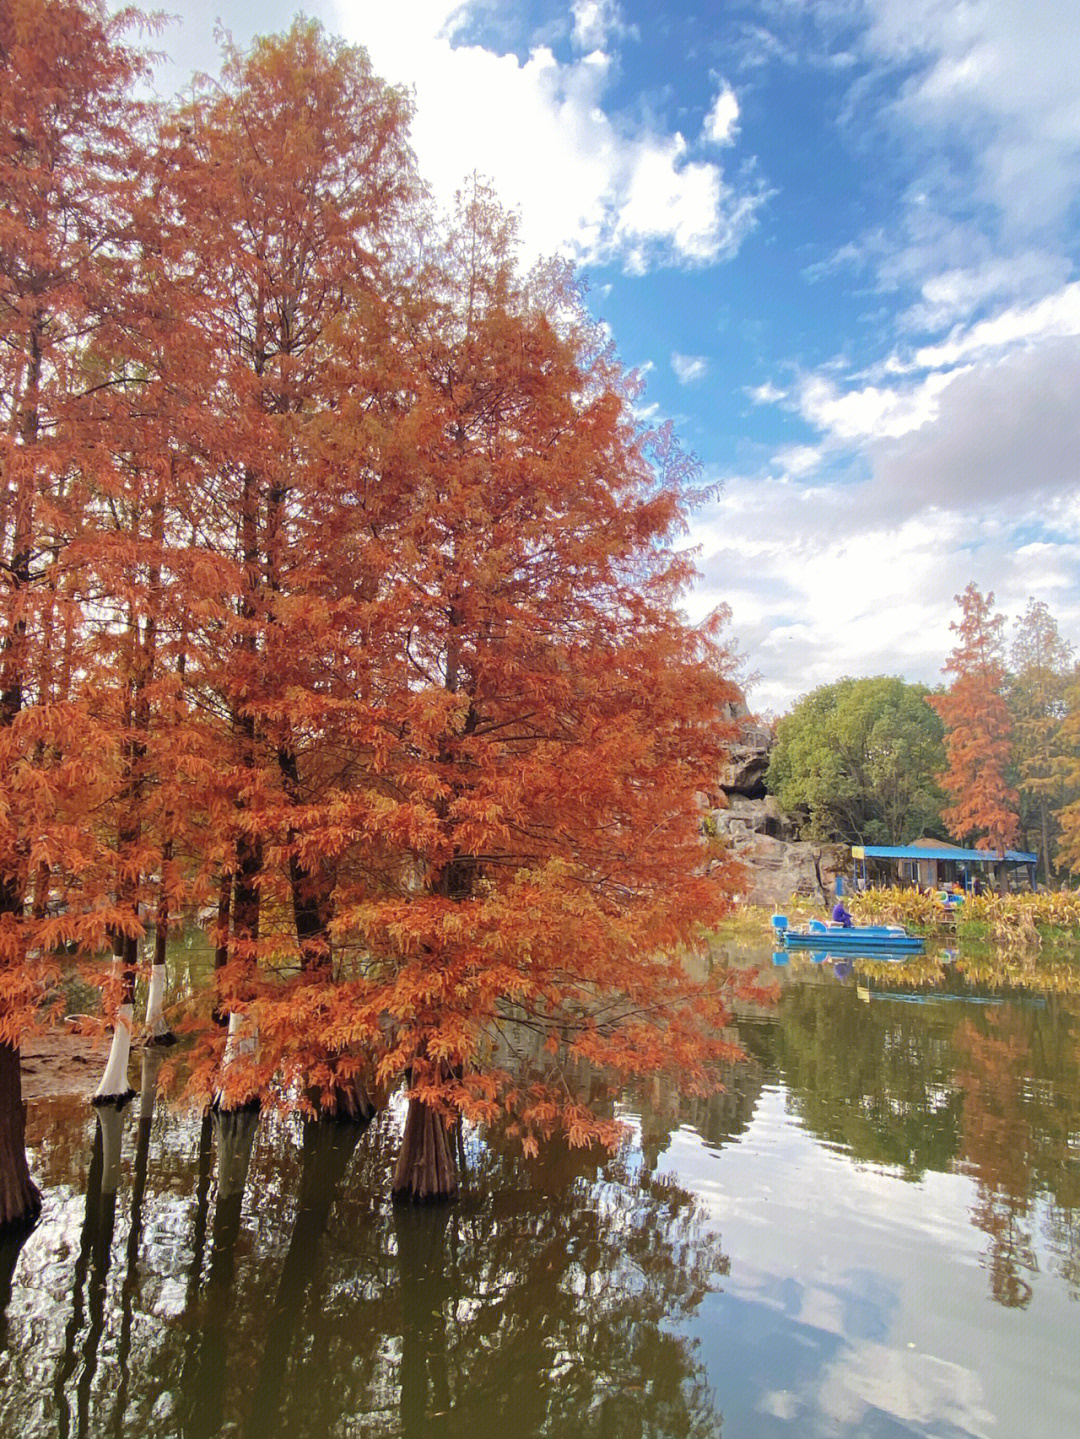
[850, 888, 1080, 948]
[766, 588, 1080, 881]
[723, 888, 1080, 953]
[0, 2, 752, 1229]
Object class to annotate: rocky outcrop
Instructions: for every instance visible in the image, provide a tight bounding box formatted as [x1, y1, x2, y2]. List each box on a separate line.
[718, 825, 847, 909]
[711, 703, 846, 907]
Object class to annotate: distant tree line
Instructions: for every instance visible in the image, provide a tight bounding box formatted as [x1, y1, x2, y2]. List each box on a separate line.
[766, 586, 1080, 880]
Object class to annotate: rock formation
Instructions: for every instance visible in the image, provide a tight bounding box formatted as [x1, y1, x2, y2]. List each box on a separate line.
[710, 702, 847, 909]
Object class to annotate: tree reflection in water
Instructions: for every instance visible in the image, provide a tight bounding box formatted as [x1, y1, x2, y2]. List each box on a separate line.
[753, 966, 1080, 1308]
[952, 1003, 1080, 1308]
[0, 1093, 727, 1438]
[5, 958, 1079, 1435]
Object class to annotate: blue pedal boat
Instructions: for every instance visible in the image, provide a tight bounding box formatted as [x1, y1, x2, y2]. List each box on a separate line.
[771, 913, 925, 955]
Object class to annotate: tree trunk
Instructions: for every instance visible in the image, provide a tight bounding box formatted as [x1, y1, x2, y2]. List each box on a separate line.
[278, 744, 333, 972]
[213, 1012, 260, 1113]
[307, 1060, 377, 1123]
[230, 463, 263, 978]
[146, 841, 175, 1043]
[0, 353, 39, 1235]
[211, 871, 232, 1027]
[0, 1042, 40, 1232]
[144, 963, 172, 1044]
[214, 871, 232, 972]
[93, 996, 136, 1107]
[392, 1096, 458, 1203]
[232, 826, 262, 965]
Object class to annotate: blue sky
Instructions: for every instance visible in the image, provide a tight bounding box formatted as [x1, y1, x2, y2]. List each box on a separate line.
[142, 0, 1080, 711]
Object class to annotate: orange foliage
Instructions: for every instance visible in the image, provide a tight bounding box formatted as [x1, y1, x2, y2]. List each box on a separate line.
[2, 9, 751, 1183]
[1, 0, 160, 1028]
[929, 583, 1019, 854]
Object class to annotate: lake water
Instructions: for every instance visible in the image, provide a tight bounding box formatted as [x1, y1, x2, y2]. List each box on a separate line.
[2, 946, 1079, 1437]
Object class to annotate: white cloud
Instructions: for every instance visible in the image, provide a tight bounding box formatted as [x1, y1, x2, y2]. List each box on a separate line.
[692, 493, 981, 712]
[859, 0, 1080, 231]
[747, 380, 787, 404]
[818, 1342, 993, 1437]
[900, 251, 1074, 333]
[704, 84, 740, 146]
[332, 1, 764, 273]
[872, 336, 1080, 509]
[772, 444, 822, 480]
[671, 351, 709, 383]
[912, 281, 1080, 370]
[689, 316, 1080, 711]
[796, 368, 959, 442]
[570, 0, 629, 51]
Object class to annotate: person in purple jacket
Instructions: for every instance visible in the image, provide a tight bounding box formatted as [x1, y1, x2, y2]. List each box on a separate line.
[831, 898, 853, 927]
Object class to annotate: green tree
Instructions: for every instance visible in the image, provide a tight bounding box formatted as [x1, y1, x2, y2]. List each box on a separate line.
[766, 676, 947, 844]
[1008, 599, 1073, 880]
[1054, 665, 1080, 876]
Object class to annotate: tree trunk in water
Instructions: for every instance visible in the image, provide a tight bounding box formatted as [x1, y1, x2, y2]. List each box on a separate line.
[392, 1096, 458, 1202]
[113, 1048, 161, 1427]
[0, 1222, 30, 1354]
[93, 1000, 135, 1107]
[0, 1042, 40, 1232]
[212, 1105, 260, 1200]
[54, 1113, 105, 1437]
[144, 963, 173, 1045]
[177, 1114, 214, 1405]
[214, 1012, 260, 1113]
[75, 1104, 125, 1435]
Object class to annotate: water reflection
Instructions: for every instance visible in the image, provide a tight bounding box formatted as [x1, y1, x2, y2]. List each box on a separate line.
[738, 959, 1080, 1309]
[2, 953, 1080, 1437]
[1, 1095, 727, 1437]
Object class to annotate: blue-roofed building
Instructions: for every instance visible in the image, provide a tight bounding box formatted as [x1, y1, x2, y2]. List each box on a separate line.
[851, 838, 1038, 894]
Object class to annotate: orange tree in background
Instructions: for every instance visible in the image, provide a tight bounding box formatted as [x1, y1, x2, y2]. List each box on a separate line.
[930, 583, 1019, 859]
